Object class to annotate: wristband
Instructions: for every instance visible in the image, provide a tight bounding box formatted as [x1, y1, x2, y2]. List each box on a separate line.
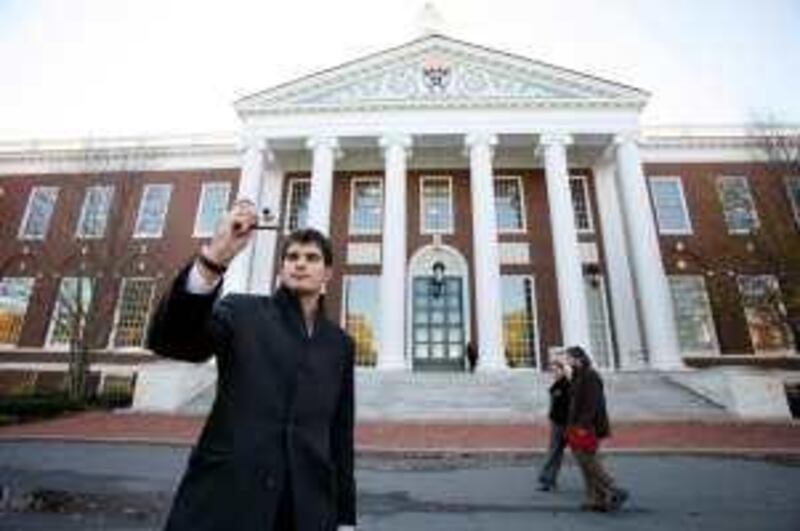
[197, 252, 228, 275]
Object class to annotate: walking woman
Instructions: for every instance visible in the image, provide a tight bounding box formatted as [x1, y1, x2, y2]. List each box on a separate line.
[563, 346, 628, 512]
[537, 355, 571, 491]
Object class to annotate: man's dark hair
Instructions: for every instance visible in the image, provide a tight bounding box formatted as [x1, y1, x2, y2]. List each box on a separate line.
[565, 345, 592, 368]
[280, 228, 334, 266]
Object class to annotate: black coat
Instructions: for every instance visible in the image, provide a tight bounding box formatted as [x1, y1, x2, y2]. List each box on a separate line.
[547, 377, 570, 426]
[567, 367, 610, 439]
[146, 263, 356, 531]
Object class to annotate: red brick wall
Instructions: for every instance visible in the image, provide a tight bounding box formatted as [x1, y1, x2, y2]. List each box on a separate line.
[2, 159, 796, 366]
[0, 168, 239, 360]
[644, 162, 800, 355]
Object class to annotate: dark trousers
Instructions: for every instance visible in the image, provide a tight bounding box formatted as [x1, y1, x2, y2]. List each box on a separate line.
[572, 449, 623, 507]
[538, 422, 566, 487]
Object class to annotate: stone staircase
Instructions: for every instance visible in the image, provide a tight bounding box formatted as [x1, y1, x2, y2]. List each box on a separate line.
[180, 369, 732, 421]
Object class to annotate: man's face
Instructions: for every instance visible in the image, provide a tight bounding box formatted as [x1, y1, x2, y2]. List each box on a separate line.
[278, 242, 332, 296]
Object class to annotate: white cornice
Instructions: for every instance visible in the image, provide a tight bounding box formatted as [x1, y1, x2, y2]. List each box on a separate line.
[1, 125, 797, 174]
[0, 132, 239, 175]
[639, 124, 800, 164]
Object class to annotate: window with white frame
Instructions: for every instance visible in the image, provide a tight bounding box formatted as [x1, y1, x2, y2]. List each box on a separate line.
[193, 182, 231, 237]
[47, 277, 94, 347]
[0, 277, 35, 345]
[584, 274, 613, 368]
[134, 184, 172, 238]
[421, 177, 453, 233]
[500, 275, 538, 368]
[342, 275, 381, 366]
[494, 176, 525, 232]
[717, 176, 759, 233]
[737, 275, 794, 352]
[349, 178, 383, 234]
[76, 185, 114, 238]
[111, 278, 155, 348]
[668, 275, 719, 354]
[19, 186, 59, 240]
[285, 178, 310, 232]
[785, 176, 800, 229]
[569, 175, 594, 233]
[649, 176, 693, 234]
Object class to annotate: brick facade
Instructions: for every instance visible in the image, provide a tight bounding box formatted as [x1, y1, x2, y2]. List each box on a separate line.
[0, 158, 798, 378]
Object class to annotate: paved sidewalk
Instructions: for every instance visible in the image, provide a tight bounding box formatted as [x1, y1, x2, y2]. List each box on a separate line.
[0, 412, 798, 454]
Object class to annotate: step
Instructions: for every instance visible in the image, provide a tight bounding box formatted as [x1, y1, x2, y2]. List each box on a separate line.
[180, 370, 731, 421]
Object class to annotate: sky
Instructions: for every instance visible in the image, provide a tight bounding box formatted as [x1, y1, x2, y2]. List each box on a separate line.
[0, 0, 798, 140]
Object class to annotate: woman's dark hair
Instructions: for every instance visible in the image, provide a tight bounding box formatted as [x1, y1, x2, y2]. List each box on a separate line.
[565, 345, 592, 368]
[280, 228, 333, 266]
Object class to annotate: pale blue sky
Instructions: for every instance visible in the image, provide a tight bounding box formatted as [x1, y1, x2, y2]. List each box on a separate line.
[0, 0, 798, 139]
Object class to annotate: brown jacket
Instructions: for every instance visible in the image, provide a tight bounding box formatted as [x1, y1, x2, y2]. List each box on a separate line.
[567, 367, 610, 439]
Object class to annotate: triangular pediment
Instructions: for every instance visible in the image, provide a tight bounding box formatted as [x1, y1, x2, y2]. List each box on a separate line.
[235, 35, 648, 115]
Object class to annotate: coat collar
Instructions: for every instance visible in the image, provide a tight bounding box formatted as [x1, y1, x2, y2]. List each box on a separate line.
[273, 285, 326, 338]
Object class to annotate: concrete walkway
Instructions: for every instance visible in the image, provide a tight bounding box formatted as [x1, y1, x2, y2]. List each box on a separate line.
[0, 411, 798, 455]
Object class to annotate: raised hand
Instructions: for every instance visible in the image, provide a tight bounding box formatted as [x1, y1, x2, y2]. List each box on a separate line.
[201, 199, 259, 268]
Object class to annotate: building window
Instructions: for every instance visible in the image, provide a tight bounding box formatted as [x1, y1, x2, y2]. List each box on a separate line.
[134, 184, 172, 238]
[0, 278, 35, 345]
[18, 186, 59, 240]
[649, 176, 693, 234]
[111, 278, 155, 348]
[76, 185, 114, 238]
[717, 176, 759, 234]
[284, 178, 310, 232]
[738, 275, 794, 352]
[494, 176, 525, 232]
[342, 275, 381, 367]
[668, 276, 719, 354]
[785, 176, 800, 230]
[193, 182, 231, 237]
[569, 175, 594, 233]
[420, 177, 453, 234]
[47, 277, 94, 347]
[585, 274, 613, 368]
[349, 178, 383, 235]
[500, 275, 538, 368]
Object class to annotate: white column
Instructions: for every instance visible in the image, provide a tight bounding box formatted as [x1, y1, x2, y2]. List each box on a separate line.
[540, 133, 592, 352]
[466, 132, 506, 370]
[592, 158, 646, 368]
[250, 149, 283, 295]
[377, 134, 412, 370]
[306, 136, 338, 235]
[614, 133, 683, 370]
[225, 135, 265, 294]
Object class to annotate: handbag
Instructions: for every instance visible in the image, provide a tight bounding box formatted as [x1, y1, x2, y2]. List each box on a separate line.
[566, 426, 598, 453]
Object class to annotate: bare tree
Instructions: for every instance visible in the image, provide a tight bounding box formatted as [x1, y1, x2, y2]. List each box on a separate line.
[44, 139, 159, 402]
[675, 125, 800, 353]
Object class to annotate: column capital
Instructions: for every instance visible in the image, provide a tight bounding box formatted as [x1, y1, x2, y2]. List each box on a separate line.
[378, 133, 413, 150]
[464, 132, 498, 149]
[612, 131, 643, 146]
[238, 133, 268, 154]
[305, 135, 339, 151]
[538, 132, 574, 147]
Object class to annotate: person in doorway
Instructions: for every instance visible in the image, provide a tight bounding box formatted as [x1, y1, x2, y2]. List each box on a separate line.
[146, 199, 356, 531]
[537, 354, 571, 491]
[466, 341, 478, 372]
[563, 345, 628, 512]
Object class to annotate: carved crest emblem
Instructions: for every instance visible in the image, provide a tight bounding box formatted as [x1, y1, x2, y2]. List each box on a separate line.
[422, 55, 451, 93]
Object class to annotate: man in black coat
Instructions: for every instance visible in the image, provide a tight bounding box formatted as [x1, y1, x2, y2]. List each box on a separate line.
[146, 200, 356, 531]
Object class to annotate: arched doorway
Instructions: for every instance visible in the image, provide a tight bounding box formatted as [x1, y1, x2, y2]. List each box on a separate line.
[407, 244, 471, 371]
